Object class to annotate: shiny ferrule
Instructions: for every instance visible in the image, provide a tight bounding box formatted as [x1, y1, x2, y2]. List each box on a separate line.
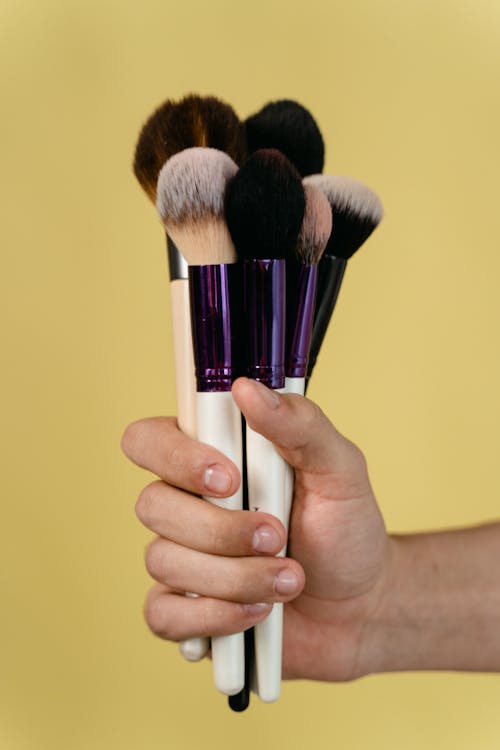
[166, 234, 188, 280]
[243, 258, 286, 389]
[189, 264, 235, 392]
[286, 263, 318, 379]
[306, 255, 347, 387]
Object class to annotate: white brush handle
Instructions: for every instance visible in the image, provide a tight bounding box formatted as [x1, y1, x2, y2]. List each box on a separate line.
[170, 280, 209, 663]
[197, 390, 245, 696]
[246, 408, 287, 703]
[283, 377, 306, 548]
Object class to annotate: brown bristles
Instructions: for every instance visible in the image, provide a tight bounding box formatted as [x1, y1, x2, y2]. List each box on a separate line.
[133, 94, 247, 201]
[296, 184, 332, 265]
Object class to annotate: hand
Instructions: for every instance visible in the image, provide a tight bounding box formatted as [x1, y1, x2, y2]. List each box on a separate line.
[122, 377, 391, 682]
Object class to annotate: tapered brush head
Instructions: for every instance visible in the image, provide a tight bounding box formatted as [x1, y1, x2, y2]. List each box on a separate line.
[134, 94, 247, 201]
[304, 174, 383, 259]
[156, 147, 238, 265]
[224, 149, 305, 260]
[244, 99, 325, 177]
[296, 184, 333, 265]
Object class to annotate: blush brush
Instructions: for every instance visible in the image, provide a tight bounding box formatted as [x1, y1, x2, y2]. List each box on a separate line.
[225, 149, 305, 703]
[303, 175, 384, 386]
[156, 147, 245, 697]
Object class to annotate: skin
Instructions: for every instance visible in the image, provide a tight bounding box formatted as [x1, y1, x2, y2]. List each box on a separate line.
[122, 377, 500, 680]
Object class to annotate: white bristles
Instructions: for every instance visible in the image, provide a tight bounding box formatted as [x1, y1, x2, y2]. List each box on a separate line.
[156, 147, 238, 265]
[304, 174, 383, 223]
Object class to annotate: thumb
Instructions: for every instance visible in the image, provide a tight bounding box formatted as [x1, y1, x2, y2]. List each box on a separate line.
[231, 377, 369, 490]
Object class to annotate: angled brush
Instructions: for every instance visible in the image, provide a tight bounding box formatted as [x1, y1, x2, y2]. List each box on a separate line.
[283, 184, 332, 533]
[157, 147, 245, 697]
[303, 175, 383, 386]
[225, 149, 305, 704]
[244, 99, 324, 177]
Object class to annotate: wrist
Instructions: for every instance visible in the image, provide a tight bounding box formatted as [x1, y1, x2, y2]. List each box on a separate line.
[356, 524, 500, 677]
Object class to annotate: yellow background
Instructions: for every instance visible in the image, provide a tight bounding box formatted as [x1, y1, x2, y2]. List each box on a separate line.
[1, 0, 500, 747]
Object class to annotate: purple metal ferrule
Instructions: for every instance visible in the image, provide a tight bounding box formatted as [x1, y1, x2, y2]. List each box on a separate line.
[189, 265, 234, 392]
[287, 264, 318, 379]
[243, 258, 286, 389]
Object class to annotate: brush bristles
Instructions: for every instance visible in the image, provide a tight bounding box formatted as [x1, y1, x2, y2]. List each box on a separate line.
[296, 184, 332, 265]
[224, 149, 305, 260]
[245, 99, 325, 177]
[134, 94, 247, 202]
[304, 174, 383, 259]
[156, 148, 237, 266]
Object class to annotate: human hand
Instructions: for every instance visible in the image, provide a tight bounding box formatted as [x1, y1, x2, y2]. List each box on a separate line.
[122, 377, 391, 682]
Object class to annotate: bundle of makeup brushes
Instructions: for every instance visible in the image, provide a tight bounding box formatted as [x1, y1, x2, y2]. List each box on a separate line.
[133, 94, 383, 712]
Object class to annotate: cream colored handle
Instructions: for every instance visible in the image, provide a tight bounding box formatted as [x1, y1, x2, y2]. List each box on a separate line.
[170, 279, 196, 439]
[170, 280, 208, 662]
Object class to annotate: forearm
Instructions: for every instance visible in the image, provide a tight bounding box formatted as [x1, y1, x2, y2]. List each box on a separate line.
[361, 522, 500, 675]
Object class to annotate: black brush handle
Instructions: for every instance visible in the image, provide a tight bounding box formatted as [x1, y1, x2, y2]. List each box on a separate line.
[228, 416, 252, 712]
[306, 255, 347, 390]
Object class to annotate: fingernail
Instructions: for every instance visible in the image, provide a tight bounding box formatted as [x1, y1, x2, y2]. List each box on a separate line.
[252, 380, 281, 409]
[203, 465, 232, 494]
[274, 568, 300, 595]
[243, 602, 272, 617]
[253, 524, 281, 553]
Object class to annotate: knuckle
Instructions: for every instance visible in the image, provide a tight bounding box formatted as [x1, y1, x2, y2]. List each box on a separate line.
[210, 513, 241, 555]
[349, 442, 368, 472]
[226, 568, 253, 602]
[145, 538, 167, 580]
[121, 419, 144, 457]
[135, 481, 164, 525]
[144, 596, 170, 638]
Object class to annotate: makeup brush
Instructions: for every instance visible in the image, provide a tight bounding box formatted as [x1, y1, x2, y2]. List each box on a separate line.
[133, 93, 247, 438]
[303, 175, 384, 386]
[156, 147, 245, 697]
[133, 96, 247, 663]
[134, 94, 247, 202]
[225, 148, 305, 704]
[244, 99, 324, 177]
[283, 184, 332, 534]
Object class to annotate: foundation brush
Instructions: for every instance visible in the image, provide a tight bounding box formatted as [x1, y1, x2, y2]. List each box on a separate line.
[156, 147, 245, 697]
[303, 175, 383, 386]
[244, 99, 325, 177]
[225, 149, 305, 703]
[134, 95, 246, 663]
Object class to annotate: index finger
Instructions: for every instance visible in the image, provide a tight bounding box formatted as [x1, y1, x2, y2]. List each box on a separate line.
[121, 416, 241, 498]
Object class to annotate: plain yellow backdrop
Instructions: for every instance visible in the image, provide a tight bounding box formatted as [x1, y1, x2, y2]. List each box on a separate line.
[1, 0, 500, 748]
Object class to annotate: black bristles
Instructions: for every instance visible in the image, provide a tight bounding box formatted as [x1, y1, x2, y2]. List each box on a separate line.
[224, 149, 305, 260]
[325, 211, 379, 260]
[244, 100, 325, 177]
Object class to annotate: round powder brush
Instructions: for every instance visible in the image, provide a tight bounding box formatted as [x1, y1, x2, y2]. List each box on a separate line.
[303, 174, 384, 385]
[244, 99, 325, 177]
[134, 94, 247, 202]
[225, 148, 305, 705]
[157, 147, 245, 698]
